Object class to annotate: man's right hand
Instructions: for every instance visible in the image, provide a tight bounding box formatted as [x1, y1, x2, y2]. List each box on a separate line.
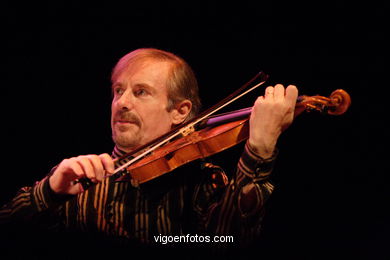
[49, 153, 115, 195]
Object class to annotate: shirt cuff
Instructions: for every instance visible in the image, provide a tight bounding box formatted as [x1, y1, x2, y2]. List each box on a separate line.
[238, 141, 278, 181]
[32, 176, 74, 212]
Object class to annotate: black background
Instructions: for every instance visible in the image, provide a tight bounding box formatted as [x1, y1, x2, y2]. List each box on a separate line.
[2, 1, 386, 259]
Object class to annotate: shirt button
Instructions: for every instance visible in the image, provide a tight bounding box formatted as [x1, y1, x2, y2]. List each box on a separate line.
[106, 211, 114, 220]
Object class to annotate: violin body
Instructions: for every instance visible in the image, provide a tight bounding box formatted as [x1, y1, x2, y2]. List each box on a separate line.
[117, 119, 249, 184]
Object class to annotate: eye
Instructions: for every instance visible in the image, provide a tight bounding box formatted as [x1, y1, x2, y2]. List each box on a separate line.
[113, 87, 124, 96]
[134, 88, 149, 97]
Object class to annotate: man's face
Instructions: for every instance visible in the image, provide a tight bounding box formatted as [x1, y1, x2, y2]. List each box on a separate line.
[111, 60, 176, 152]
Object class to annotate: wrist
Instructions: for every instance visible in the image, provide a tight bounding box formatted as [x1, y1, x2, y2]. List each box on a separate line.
[48, 175, 64, 195]
[248, 137, 277, 159]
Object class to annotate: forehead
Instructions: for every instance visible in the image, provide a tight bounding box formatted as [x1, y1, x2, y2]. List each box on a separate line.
[112, 58, 173, 84]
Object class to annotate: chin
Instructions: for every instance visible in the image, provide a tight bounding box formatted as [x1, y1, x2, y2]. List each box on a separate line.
[113, 132, 141, 150]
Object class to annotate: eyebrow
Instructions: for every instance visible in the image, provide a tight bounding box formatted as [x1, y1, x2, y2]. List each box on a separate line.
[111, 82, 155, 94]
[111, 80, 122, 87]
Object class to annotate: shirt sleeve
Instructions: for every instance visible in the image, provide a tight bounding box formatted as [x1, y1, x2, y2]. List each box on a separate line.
[193, 140, 277, 246]
[0, 175, 73, 224]
[235, 141, 277, 222]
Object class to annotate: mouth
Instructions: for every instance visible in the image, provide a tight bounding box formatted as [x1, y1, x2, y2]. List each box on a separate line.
[113, 120, 139, 133]
[115, 120, 137, 125]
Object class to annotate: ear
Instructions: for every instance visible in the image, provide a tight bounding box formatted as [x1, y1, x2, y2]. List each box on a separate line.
[171, 99, 192, 125]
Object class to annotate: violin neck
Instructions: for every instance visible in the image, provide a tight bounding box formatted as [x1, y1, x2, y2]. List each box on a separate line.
[200, 95, 309, 128]
[200, 107, 252, 127]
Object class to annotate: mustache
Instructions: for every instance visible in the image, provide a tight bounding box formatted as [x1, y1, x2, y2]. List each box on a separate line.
[114, 111, 141, 126]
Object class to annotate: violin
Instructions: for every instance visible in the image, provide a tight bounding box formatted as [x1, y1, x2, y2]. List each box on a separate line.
[78, 72, 351, 188]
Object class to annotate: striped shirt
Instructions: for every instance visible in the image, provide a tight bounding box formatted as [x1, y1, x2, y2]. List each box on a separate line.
[0, 141, 276, 251]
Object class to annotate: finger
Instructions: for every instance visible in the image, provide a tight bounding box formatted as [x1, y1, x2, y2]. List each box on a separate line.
[87, 155, 105, 182]
[264, 86, 274, 100]
[273, 84, 285, 102]
[285, 85, 299, 107]
[65, 159, 85, 179]
[77, 156, 96, 182]
[99, 153, 115, 176]
[67, 159, 88, 189]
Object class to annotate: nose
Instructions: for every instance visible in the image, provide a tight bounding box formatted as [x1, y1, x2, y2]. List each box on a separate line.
[114, 89, 135, 111]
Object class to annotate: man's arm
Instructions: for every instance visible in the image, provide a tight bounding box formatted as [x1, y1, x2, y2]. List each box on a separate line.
[194, 84, 298, 245]
[0, 152, 115, 225]
[0, 176, 68, 224]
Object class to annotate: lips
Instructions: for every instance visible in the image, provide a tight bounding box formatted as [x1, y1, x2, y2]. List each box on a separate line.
[116, 120, 133, 123]
[115, 119, 138, 126]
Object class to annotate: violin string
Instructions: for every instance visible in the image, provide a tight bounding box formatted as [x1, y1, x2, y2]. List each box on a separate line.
[206, 107, 252, 119]
[112, 130, 183, 175]
[193, 80, 267, 124]
[108, 79, 267, 178]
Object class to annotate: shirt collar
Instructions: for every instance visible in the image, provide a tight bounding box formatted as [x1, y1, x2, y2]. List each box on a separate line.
[112, 145, 126, 159]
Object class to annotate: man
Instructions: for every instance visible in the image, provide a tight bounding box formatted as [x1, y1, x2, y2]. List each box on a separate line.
[1, 48, 298, 254]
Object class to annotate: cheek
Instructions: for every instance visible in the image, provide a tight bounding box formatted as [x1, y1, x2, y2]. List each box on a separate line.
[111, 101, 116, 115]
[145, 109, 172, 131]
[110, 105, 116, 125]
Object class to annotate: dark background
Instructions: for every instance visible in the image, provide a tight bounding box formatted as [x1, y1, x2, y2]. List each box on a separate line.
[2, 1, 386, 259]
